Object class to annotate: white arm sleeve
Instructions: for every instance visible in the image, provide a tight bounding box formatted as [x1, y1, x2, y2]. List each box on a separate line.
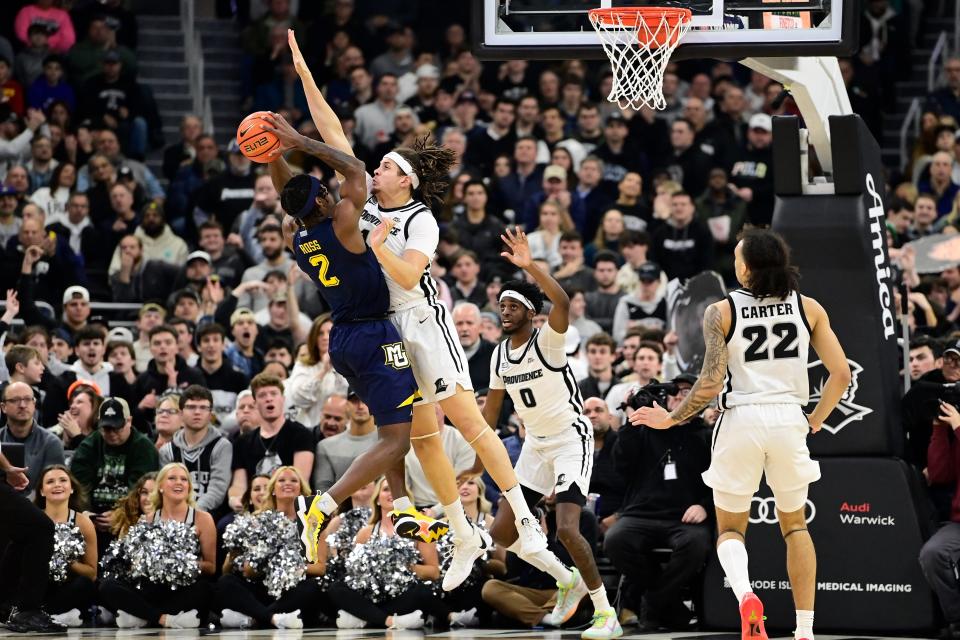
[536, 322, 568, 369]
[403, 211, 439, 258]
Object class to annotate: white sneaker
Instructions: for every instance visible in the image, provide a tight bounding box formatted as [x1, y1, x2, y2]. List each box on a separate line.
[442, 523, 492, 591]
[389, 610, 424, 629]
[549, 567, 589, 625]
[220, 608, 253, 629]
[336, 610, 367, 629]
[516, 516, 548, 554]
[449, 606, 478, 627]
[582, 608, 623, 639]
[116, 610, 147, 629]
[51, 608, 83, 628]
[272, 609, 303, 629]
[97, 606, 115, 627]
[164, 609, 200, 629]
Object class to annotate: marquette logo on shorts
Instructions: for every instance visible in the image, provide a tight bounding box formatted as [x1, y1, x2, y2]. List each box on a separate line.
[806, 358, 872, 434]
[838, 501, 895, 526]
[382, 342, 411, 370]
[749, 497, 816, 525]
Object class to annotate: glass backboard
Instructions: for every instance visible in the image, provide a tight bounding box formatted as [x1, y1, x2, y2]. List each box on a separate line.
[471, 0, 858, 61]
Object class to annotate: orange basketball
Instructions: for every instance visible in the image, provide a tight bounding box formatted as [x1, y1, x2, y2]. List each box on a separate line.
[236, 111, 281, 163]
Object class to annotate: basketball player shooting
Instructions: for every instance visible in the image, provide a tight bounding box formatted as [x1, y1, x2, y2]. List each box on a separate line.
[481, 227, 622, 640]
[631, 229, 851, 640]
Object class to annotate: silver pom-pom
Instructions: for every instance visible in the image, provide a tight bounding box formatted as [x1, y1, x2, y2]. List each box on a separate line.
[223, 511, 306, 598]
[99, 538, 127, 582]
[123, 520, 200, 589]
[344, 534, 421, 603]
[319, 507, 371, 590]
[49, 523, 85, 582]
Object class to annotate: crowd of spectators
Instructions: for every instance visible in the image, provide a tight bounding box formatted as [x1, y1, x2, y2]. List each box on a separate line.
[2, 0, 960, 635]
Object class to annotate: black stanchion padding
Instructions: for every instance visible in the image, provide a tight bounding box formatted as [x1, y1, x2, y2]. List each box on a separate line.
[700, 458, 935, 634]
[772, 114, 901, 456]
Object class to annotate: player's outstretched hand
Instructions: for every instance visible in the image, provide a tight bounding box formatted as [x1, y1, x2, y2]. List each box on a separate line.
[500, 225, 532, 270]
[288, 29, 309, 77]
[628, 402, 674, 429]
[369, 216, 395, 250]
[261, 112, 301, 158]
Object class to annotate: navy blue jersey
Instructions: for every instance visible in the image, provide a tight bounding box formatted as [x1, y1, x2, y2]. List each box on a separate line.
[291, 219, 391, 323]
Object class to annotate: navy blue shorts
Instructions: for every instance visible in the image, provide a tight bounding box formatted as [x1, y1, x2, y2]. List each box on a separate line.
[328, 319, 419, 426]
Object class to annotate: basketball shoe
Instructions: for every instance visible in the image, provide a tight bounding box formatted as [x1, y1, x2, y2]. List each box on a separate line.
[295, 493, 331, 563]
[582, 608, 623, 639]
[548, 567, 589, 625]
[740, 593, 768, 640]
[390, 506, 448, 543]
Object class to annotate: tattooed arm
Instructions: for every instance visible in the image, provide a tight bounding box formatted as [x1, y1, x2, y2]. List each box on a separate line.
[629, 300, 730, 429]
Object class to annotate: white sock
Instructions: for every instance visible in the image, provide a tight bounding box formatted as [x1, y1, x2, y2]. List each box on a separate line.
[717, 539, 752, 603]
[507, 539, 573, 585]
[272, 610, 303, 629]
[796, 609, 814, 638]
[393, 496, 412, 511]
[588, 585, 611, 612]
[316, 492, 338, 515]
[444, 499, 472, 538]
[503, 484, 536, 520]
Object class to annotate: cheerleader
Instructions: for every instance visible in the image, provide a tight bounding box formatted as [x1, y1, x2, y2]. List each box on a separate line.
[108, 472, 156, 539]
[99, 463, 215, 629]
[216, 466, 325, 629]
[216, 472, 270, 572]
[328, 478, 478, 630]
[34, 465, 97, 627]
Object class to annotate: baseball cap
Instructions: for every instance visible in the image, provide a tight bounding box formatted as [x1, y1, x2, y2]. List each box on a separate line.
[543, 164, 567, 182]
[749, 113, 773, 132]
[672, 373, 698, 386]
[0, 185, 16, 197]
[107, 327, 134, 343]
[186, 250, 212, 265]
[479, 311, 501, 327]
[416, 64, 440, 80]
[456, 91, 478, 106]
[230, 307, 256, 327]
[174, 288, 201, 305]
[945, 341, 960, 358]
[103, 50, 121, 64]
[98, 397, 130, 430]
[564, 325, 582, 357]
[138, 302, 166, 318]
[63, 285, 90, 305]
[636, 262, 661, 282]
[347, 387, 359, 400]
[88, 314, 109, 329]
[117, 165, 134, 179]
[605, 111, 627, 126]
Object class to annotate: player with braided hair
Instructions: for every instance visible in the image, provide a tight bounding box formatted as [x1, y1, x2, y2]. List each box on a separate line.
[286, 30, 549, 592]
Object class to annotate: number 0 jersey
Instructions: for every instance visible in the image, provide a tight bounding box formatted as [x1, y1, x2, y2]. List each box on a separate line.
[489, 323, 591, 439]
[291, 218, 391, 323]
[720, 288, 811, 409]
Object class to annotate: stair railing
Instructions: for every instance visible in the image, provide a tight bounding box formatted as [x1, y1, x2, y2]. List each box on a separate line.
[181, 0, 213, 136]
[929, 31, 950, 92]
[900, 97, 922, 172]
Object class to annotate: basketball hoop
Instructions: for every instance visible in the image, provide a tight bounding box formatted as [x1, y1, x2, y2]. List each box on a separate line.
[589, 7, 693, 111]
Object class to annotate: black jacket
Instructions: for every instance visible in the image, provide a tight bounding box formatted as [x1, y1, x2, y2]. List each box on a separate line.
[133, 355, 207, 431]
[614, 418, 712, 520]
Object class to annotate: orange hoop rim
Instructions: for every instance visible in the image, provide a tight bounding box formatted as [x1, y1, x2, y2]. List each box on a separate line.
[588, 6, 693, 29]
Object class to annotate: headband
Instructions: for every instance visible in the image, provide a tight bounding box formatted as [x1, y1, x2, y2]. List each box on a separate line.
[295, 176, 325, 219]
[499, 290, 534, 311]
[384, 151, 420, 189]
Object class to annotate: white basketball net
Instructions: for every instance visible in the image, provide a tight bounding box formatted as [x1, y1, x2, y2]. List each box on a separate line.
[589, 9, 692, 111]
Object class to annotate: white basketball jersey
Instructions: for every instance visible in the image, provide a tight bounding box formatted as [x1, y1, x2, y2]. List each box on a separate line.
[489, 324, 592, 439]
[358, 195, 440, 313]
[719, 288, 811, 410]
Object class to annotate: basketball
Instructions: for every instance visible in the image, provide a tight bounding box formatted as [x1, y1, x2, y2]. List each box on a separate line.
[235, 111, 280, 163]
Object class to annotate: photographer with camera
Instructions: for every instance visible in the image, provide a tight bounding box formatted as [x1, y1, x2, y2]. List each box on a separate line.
[902, 339, 960, 481]
[602, 374, 712, 631]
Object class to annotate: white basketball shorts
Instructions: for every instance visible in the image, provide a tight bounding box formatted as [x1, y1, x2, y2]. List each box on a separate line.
[389, 301, 473, 404]
[515, 424, 594, 500]
[702, 403, 821, 503]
